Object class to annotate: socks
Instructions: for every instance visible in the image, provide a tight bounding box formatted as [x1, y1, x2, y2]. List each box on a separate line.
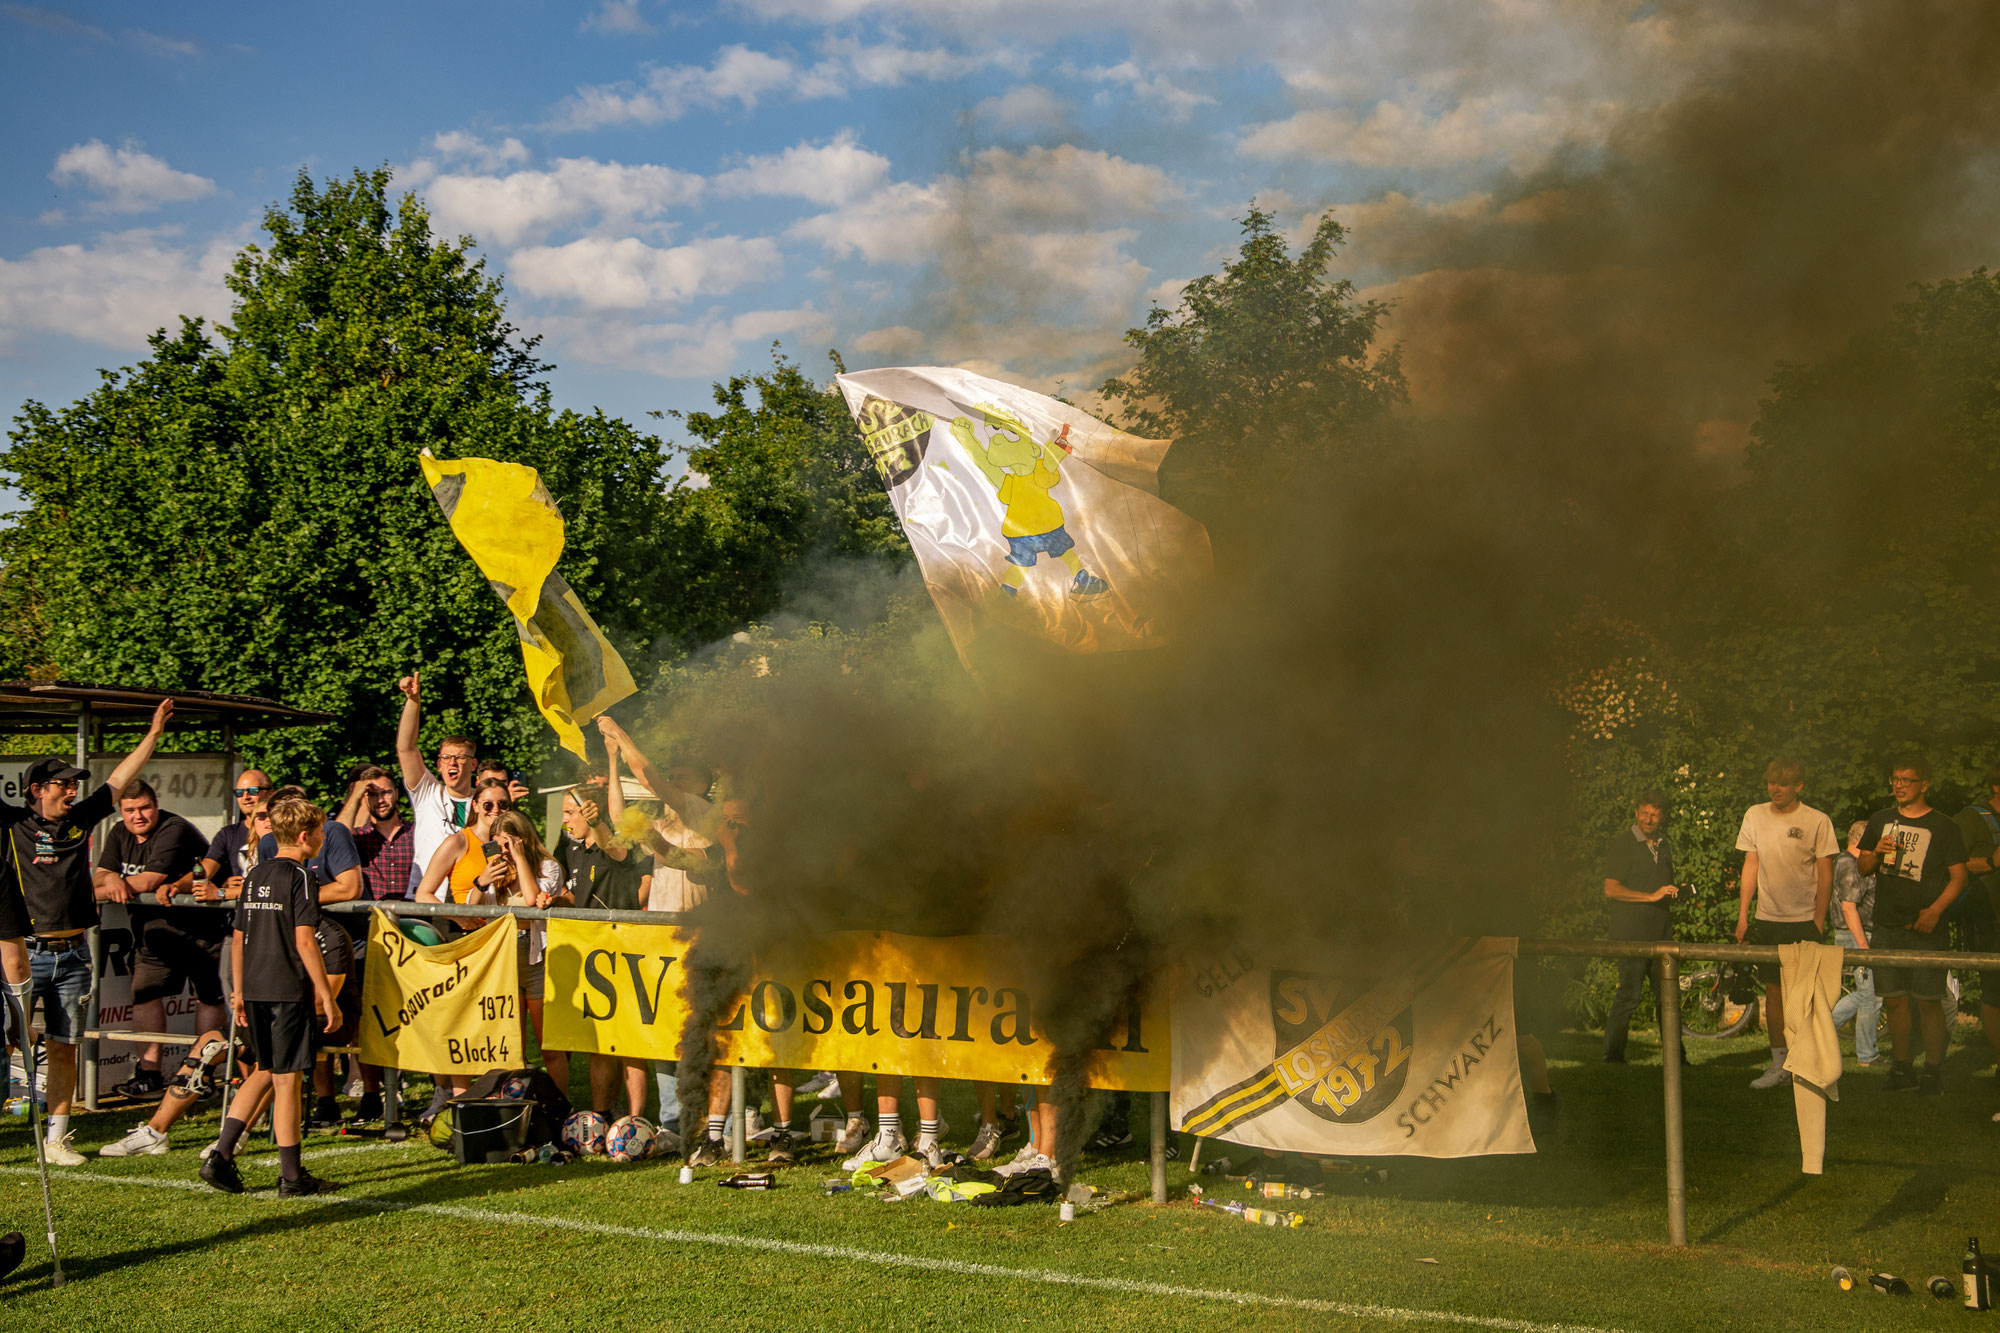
[706, 1114, 727, 1142]
[1770, 1047, 1788, 1066]
[47, 1112, 69, 1141]
[216, 1116, 248, 1160]
[278, 1144, 301, 1181]
[916, 1118, 940, 1144]
[878, 1116, 898, 1140]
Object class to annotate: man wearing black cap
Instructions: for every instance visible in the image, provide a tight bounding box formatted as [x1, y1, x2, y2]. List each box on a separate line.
[0, 698, 174, 1165]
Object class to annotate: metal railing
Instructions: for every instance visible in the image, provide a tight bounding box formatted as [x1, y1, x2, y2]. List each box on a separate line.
[68, 902, 1979, 1232]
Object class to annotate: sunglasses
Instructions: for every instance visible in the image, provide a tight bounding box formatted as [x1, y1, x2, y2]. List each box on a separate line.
[234, 785, 272, 797]
[252, 812, 273, 823]
[476, 801, 512, 813]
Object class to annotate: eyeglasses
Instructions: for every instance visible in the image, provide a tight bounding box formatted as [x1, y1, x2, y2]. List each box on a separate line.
[234, 785, 271, 797]
[40, 779, 80, 792]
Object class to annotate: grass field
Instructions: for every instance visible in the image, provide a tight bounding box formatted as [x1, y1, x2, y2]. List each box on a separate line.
[2, 1024, 1996, 1331]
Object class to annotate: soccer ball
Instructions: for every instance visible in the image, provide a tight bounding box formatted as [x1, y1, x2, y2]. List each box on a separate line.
[561, 1111, 608, 1156]
[606, 1115, 657, 1163]
[498, 1074, 533, 1101]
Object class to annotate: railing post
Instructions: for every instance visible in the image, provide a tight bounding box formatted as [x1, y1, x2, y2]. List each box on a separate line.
[729, 1064, 747, 1165]
[83, 925, 101, 1110]
[1659, 950, 1687, 1247]
[1149, 1091, 1168, 1202]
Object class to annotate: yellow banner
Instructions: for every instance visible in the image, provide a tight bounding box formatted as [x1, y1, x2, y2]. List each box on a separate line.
[542, 921, 1168, 1091]
[360, 912, 523, 1076]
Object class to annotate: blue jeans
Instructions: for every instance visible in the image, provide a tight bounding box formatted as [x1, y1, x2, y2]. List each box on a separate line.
[29, 939, 92, 1045]
[1830, 929, 1881, 1062]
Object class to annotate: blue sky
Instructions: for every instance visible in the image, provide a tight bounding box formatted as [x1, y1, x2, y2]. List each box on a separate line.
[4, 2, 1988, 494]
[0, 2, 1669, 447]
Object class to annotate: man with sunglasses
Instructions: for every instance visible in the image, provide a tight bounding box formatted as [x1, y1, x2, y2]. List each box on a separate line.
[199, 770, 275, 901]
[0, 698, 174, 1165]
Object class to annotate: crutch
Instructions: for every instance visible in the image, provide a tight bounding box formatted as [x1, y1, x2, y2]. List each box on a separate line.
[7, 979, 63, 1287]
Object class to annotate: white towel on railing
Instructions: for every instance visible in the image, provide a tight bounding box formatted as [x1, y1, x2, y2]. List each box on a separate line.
[1780, 940, 1843, 1174]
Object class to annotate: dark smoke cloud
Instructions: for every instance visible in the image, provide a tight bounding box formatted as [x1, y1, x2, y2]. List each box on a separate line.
[639, 1, 2000, 1174]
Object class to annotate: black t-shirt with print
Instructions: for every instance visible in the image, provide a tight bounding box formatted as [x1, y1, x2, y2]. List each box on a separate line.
[556, 834, 651, 913]
[1860, 806, 1968, 929]
[0, 783, 117, 937]
[97, 809, 223, 942]
[236, 857, 321, 1003]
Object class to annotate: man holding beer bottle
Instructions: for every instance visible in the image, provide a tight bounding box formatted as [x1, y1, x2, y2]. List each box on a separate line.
[1856, 755, 1968, 1095]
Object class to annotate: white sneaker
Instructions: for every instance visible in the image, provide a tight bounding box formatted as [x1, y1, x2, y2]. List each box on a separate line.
[995, 1150, 1054, 1177]
[1749, 1063, 1792, 1090]
[968, 1121, 1006, 1161]
[794, 1070, 838, 1099]
[44, 1132, 85, 1166]
[834, 1114, 871, 1155]
[744, 1108, 765, 1139]
[100, 1123, 170, 1157]
[913, 1120, 950, 1168]
[842, 1126, 908, 1171]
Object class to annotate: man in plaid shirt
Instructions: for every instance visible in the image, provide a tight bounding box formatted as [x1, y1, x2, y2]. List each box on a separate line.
[336, 763, 414, 1122]
[339, 765, 414, 901]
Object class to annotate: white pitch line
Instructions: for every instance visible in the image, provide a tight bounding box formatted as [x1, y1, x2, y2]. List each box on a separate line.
[0, 1167, 1629, 1333]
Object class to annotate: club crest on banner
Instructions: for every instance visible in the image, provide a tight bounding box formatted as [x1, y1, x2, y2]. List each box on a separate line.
[854, 395, 934, 488]
[1267, 969, 1413, 1125]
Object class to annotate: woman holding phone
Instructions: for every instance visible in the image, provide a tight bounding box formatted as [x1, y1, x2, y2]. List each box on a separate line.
[490, 809, 570, 1088]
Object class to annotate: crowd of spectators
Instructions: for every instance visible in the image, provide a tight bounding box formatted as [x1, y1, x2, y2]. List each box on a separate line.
[1600, 754, 2000, 1105]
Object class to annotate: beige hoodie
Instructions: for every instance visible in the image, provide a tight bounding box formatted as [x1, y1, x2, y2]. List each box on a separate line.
[1780, 941, 1845, 1174]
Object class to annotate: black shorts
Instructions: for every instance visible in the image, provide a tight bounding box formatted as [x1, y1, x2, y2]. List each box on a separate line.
[1963, 891, 2000, 1004]
[132, 921, 226, 1006]
[1748, 919, 1823, 984]
[246, 999, 316, 1075]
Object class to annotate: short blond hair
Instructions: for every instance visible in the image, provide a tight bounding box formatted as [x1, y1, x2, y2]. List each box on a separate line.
[267, 794, 324, 846]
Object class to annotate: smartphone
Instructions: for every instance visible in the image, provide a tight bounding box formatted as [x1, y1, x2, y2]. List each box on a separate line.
[481, 840, 501, 857]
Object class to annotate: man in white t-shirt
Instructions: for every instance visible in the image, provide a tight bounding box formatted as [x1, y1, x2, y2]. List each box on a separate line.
[1733, 756, 1839, 1089]
[392, 673, 478, 895]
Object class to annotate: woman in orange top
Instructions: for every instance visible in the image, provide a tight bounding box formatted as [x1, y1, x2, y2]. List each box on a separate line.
[413, 778, 516, 1094]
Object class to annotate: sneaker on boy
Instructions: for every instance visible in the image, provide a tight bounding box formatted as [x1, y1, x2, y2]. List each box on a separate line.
[687, 1137, 727, 1168]
[199, 1144, 244, 1194]
[42, 1132, 85, 1167]
[277, 1169, 342, 1198]
[1748, 1062, 1791, 1090]
[833, 1114, 870, 1156]
[967, 1122, 1006, 1161]
[100, 1123, 170, 1157]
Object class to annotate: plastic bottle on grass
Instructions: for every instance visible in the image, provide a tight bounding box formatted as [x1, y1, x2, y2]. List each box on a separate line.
[1189, 1184, 1303, 1229]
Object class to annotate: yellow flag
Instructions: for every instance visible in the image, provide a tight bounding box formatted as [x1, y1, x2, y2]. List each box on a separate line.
[418, 450, 635, 756]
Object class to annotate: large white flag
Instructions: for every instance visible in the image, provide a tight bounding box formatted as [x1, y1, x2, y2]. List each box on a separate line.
[1171, 937, 1535, 1158]
[834, 367, 1211, 656]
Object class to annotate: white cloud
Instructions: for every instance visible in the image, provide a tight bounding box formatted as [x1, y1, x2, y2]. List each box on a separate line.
[50, 140, 215, 213]
[787, 180, 951, 264]
[963, 145, 1181, 227]
[550, 44, 802, 129]
[1078, 60, 1214, 122]
[548, 37, 1021, 130]
[1238, 94, 1618, 169]
[0, 227, 236, 352]
[508, 234, 780, 310]
[533, 305, 831, 376]
[429, 131, 529, 172]
[787, 145, 1179, 266]
[418, 158, 705, 248]
[713, 131, 892, 206]
[973, 84, 1069, 133]
[582, 0, 652, 34]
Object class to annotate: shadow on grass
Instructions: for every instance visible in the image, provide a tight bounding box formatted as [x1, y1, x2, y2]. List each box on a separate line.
[1855, 1164, 1958, 1234]
[1696, 1173, 1810, 1244]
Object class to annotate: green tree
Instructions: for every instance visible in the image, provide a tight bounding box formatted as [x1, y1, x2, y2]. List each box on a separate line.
[655, 347, 910, 648]
[1101, 206, 1407, 510]
[0, 168, 679, 796]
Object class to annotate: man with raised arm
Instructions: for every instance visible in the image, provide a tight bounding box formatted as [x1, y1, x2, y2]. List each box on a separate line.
[393, 673, 479, 896]
[0, 698, 175, 1164]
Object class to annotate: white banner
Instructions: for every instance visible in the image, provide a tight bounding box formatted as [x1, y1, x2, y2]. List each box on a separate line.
[1171, 937, 1534, 1158]
[834, 367, 1211, 658]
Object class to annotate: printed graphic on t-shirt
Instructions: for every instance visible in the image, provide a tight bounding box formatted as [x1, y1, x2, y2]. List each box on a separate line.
[1882, 824, 1934, 884]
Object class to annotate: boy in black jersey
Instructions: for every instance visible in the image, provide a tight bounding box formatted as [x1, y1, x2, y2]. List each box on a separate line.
[201, 793, 341, 1197]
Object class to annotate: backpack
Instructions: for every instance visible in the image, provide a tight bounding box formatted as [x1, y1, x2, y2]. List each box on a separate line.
[457, 1066, 574, 1149]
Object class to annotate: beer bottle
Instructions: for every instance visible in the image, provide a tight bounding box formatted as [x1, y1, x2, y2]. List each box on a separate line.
[1963, 1237, 1991, 1310]
[718, 1172, 777, 1190]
